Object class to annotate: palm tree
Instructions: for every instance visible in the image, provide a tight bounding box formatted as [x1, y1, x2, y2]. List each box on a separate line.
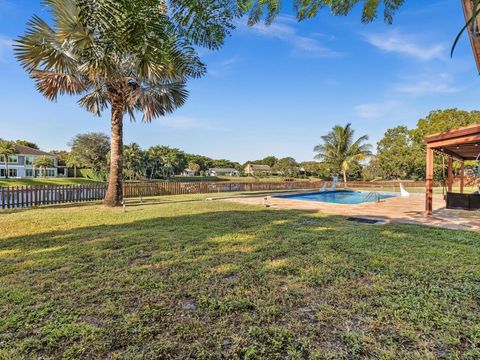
[34, 156, 54, 178]
[123, 143, 143, 181]
[66, 153, 81, 178]
[0, 140, 18, 179]
[314, 124, 372, 188]
[14, 0, 234, 206]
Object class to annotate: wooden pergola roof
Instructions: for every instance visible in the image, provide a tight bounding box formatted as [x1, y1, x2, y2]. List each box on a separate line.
[462, 0, 480, 73]
[425, 124, 480, 160]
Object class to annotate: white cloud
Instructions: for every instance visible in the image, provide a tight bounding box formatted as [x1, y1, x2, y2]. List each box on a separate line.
[354, 100, 401, 119]
[239, 17, 342, 58]
[160, 117, 206, 130]
[394, 73, 462, 95]
[208, 56, 241, 77]
[0, 37, 13, 62]
[364, 30, 446, 61]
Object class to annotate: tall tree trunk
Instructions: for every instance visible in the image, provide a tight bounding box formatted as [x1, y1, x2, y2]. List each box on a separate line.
[104, 97, 124, 207]
[343, 170, 347, 189]
[74, 165, 77, 178]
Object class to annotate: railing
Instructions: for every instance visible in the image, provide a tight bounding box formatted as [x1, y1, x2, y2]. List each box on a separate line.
[0, 181, 327, 209]
[363, 192, 380, 203]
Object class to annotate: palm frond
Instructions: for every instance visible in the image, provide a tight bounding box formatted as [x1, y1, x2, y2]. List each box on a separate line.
[126, 81, 189, 122]
[32, 71, 88, 101]
[78, 88, 109, 116]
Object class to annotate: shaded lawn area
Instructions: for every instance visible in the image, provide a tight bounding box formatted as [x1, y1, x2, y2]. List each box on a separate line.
[0, 195, 479, 359]
[0, 178, 103, 187]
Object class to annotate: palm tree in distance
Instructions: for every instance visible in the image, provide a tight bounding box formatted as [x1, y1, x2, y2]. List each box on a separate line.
[15, 0, 235, 206]
[34, 156, 54, 178]
[123, 143, 143, 181]
[314, 124, 372, 188]
[66, 153, 81, 178]
[0, 140, 19, 179]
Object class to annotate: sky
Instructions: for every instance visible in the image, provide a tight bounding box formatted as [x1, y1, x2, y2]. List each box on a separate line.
[1, 0, 479, 163]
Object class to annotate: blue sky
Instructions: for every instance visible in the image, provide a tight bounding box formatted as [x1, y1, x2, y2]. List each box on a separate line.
[1, 0, 479, 162]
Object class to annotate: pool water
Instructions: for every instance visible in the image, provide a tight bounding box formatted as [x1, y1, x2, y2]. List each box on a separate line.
[276, 190, 398, 205]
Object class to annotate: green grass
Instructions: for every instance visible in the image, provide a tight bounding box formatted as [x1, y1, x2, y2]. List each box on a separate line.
[0, 178, 104, 187]
[0, 194, 479, 358]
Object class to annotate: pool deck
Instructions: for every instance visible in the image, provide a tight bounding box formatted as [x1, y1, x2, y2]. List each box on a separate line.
[220, 191, 480, 232]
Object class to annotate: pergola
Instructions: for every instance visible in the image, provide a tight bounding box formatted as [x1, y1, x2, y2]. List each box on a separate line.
[425, 124, 480, 214]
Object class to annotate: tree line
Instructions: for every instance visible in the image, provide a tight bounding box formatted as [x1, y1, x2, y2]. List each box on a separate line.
[368, 109, 480, 181]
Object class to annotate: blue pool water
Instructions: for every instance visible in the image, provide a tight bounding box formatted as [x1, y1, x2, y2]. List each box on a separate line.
[276, 190, 398, 205]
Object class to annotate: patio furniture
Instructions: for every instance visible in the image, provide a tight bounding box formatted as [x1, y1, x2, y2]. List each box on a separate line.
[400, 183, 411, 197]
[446, 192, 480, 210]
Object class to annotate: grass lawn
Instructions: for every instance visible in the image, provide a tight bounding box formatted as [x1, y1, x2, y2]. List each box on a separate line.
[0, 194, 479, 358]
[0, 178, 104, 187]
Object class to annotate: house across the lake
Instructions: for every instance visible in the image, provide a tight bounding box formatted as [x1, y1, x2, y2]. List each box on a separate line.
[182, 168, 198, 176]
[0, 144, 59, 178]
[206, 168, 240, 177]
[244, 164, 271, 176]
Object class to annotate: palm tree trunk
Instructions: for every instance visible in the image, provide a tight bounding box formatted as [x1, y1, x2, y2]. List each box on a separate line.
[103, 96, 124, 207]
[343, 170, 347, 189]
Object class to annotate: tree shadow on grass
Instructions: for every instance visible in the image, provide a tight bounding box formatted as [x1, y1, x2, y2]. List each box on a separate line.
[0, 208, 479, 359]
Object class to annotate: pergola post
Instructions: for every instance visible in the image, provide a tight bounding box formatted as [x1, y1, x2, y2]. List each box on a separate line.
[460, 161, 465, 194]
[425, 146, 434, 215]
[447, 156, 453, 193]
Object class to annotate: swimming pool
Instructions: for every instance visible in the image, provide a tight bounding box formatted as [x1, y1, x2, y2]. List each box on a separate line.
[276, 190, 398, 205]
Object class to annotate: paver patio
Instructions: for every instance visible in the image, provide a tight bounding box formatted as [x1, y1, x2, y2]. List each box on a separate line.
[221, 191, 480, 232]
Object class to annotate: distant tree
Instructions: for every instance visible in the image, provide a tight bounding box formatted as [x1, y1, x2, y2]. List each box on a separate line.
[361, 158, 382, 181]
[314, 123, 372, 188]
[34, 156, 54, 178]
[185, 154, 212, 172]
[413, 109, 480, 141]
[15, 140, 39, 150]
[123, 143, 143, 181]
[66, 153, 82, 178]
[376, 126, 416, 179]
[210, 159, 241, 169]
[273, 157, 298, 177]
[245, 156, 278, 168]
[299, 161, 331, 178]
[187, 161, 201, 173]
[50, 150, 68, 167]
[69, 133, 110, 172]
[0, 140, 19, 179]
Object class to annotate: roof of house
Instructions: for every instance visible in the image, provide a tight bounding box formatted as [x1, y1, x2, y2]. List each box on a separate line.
[247, 164, 271, 170]
[208, 168, 238, 172]
[14, 144, 54, 157]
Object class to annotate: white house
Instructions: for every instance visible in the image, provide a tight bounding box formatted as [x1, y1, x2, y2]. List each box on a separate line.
[0, 144, 59, 178]
[182, 168, 198, 176]
[206, 168, 240, 177]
